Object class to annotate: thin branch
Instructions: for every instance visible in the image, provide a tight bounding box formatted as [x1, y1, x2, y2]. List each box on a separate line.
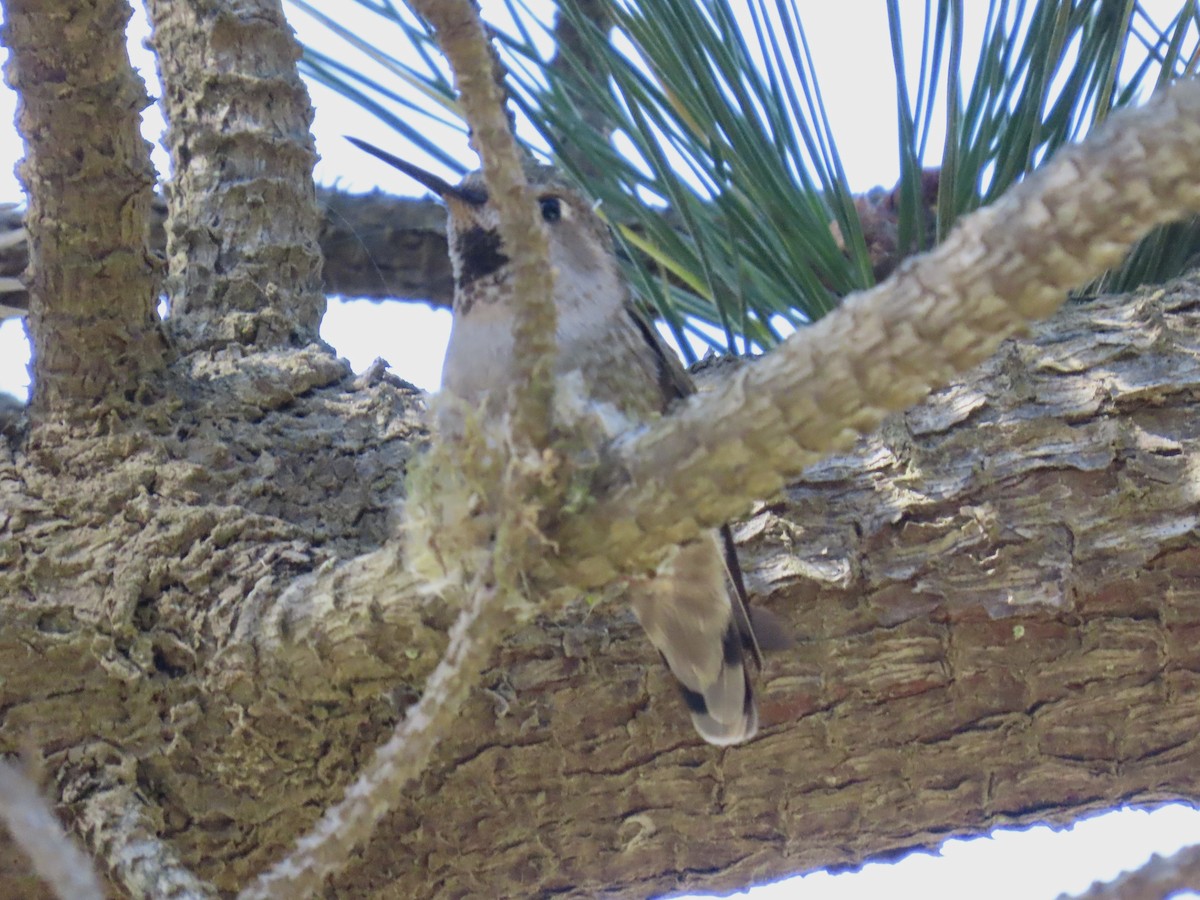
[72, 767, 217, 899]
[238, 568, 518, 899]
[408, 0, 557, 450]
[0, 761, 104, 900]
[1064, 841, 1200, 899]
[239, 4, 558, 894]
[553, 79, 1200, 586]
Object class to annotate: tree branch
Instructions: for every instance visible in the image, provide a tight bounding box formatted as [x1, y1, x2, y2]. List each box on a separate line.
[61, 747, 215, 898]
[0, 190, 454, 319]
[0, 177, 953, 320]
[316, 189, 453, 306]
[1066, 842, 1200, 899]
[4, 0, 165, 419]
[409, 0, 557, 450]
[240, 3, 564, 892]
[554, 79, 1200, 586]
[145, 0, 325, 351]
[0, 761, 104, 900]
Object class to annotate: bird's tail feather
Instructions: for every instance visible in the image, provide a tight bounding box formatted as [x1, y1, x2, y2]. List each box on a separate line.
[631, 531, 788, 746]
[675, 620, 760, 745]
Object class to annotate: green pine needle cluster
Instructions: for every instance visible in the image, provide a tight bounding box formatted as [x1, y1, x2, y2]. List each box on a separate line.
[292, 0, 1200, 357]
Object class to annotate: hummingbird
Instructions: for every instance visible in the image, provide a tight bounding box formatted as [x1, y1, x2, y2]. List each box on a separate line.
[349, 137, 786, 745]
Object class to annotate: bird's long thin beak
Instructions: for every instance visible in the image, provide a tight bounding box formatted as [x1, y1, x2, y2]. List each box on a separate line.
[346, 136, 487, 206]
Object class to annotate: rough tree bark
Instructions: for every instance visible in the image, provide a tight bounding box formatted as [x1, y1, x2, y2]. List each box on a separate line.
[2, 2, 1200, 899]
[6, 276, 1200, 898]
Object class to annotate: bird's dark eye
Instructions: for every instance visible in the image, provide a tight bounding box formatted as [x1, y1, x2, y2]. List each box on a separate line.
[539, 196, 562, 222]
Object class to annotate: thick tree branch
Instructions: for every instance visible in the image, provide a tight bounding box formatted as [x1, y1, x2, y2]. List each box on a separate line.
[146, 0, 325, 351]
[3, 0, 165, 419]
[554, 80, 1200, 587]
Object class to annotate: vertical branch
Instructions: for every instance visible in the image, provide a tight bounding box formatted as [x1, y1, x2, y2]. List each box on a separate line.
[410, 0, 557, 450]
[240, 5, 559, 895]
[548, 0, 614, 184]
[146, 0, 324, 351]
[4, 0, 165, 421]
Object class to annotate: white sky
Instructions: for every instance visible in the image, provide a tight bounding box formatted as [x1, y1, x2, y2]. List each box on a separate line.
[1, 2, 1199, 898]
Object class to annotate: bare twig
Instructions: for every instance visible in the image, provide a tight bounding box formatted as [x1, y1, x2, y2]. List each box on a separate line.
[239, 4, 555, 895]
[409, 0, 557, 450]
[0, 761, 104, 900]
[1064, 841, 1200, 899]
[69, 761, 217, 899]
[239, 569, 519, 899]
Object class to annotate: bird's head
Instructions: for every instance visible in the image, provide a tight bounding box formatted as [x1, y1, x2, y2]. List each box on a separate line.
[347, 137, 620, 318]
